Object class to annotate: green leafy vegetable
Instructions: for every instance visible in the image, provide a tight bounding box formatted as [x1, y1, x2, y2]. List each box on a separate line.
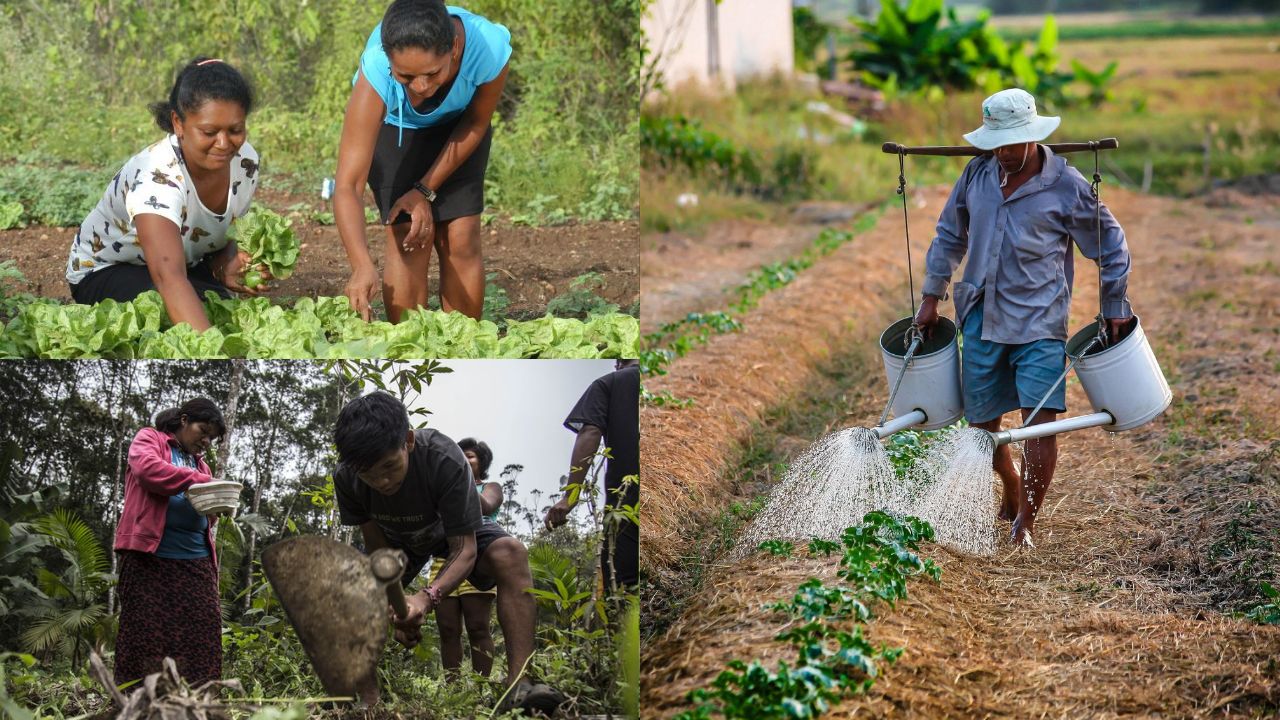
[230, 207, 300, 281]
[0, 202, 24, 230]
[0, 291, 639, 359]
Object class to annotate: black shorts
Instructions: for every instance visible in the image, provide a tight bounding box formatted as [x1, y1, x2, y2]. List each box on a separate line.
[401, 520, 512, 591]
[368, 118, 493, 225]
[69, 259, 231, 305]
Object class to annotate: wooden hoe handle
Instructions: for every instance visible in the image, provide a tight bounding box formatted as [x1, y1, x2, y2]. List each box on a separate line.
[369, 548, 409, 619]
[882, 138, 1119, 156]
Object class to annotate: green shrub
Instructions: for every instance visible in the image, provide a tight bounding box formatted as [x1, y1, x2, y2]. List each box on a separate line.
[848, 0, 1103, 109]
[0, 165, 108, 228]
[642, 115, 822, 200]
[547, 273, 621, 319]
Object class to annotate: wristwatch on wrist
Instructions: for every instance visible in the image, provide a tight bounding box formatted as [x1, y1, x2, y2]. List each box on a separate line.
[412, 181, 437, 203]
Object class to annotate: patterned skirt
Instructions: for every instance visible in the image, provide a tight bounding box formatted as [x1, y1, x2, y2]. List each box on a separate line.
[114, 550, 222, 686]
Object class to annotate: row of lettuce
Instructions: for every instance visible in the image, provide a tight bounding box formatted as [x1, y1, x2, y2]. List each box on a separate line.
[0, 291, 638, 359]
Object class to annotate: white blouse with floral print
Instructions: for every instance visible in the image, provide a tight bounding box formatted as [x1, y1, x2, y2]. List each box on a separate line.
[66, 136, 259, 286]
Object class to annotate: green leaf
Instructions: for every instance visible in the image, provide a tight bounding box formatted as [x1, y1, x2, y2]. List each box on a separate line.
[229, 207, 301, 280]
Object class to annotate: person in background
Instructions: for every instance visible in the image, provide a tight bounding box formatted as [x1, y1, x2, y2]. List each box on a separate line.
[544, 360, 640, 593]
[333, 0, 510, 322]
[113, 397, 228, 686]
[430, 437, 502, 677]
[66, 58, 266, 330]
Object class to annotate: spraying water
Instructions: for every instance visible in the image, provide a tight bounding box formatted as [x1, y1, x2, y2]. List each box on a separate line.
[737, 425, 1003, 559]
[903, 428, 998, 556]
[737, 427, 899, 555]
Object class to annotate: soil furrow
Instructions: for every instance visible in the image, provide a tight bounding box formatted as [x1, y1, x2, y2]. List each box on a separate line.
[642, 185, 1280, 717]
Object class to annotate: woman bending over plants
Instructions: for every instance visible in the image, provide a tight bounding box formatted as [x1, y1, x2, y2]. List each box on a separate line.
[334, 0, 510, 322]
[113, 398, 227, 686]
[65, 58, 266, 331]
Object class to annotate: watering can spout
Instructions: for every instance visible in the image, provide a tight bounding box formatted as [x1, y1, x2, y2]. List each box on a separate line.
[872, 409, 928, 439]
[988, 411, 1115, 447]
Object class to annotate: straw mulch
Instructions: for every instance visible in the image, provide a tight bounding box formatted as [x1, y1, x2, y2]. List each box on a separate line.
[642, 186, 1280, 717]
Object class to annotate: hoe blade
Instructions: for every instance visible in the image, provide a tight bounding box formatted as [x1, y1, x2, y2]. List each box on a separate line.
[262, 536, 387, 704]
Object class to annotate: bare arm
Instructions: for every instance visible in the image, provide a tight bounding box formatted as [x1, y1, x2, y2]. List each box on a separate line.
[333, 71, 386, 321]
[545, 424, 603, 529]
[135, 214, 212, 331]
[359, 521, 391, 552]
[478, 481, 503, 516]
[390, 63, 510, 250]
[424, 533, 477, 599]
[421, 63, 508, 192]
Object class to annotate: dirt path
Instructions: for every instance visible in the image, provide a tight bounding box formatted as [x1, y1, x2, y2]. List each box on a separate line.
[641, 185, 1280, 717]
[640, 202, 865, 333]
[1, 215, 638, 320]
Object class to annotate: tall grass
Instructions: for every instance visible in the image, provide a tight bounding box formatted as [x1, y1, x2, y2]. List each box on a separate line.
[998, 17, 1280, 41]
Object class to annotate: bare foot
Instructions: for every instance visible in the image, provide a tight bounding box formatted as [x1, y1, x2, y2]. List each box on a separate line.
[1010, 516, 1036, 548]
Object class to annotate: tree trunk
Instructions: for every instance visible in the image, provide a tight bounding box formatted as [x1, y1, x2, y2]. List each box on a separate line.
[220, 360, 247, 476]
[243, 378, 283, 612]
[106, 362, 134, 616]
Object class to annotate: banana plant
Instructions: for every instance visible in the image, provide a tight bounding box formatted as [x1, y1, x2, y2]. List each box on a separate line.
[1071, 59, 1119, 107]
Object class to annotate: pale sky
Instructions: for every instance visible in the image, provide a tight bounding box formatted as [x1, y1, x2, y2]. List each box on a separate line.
[395, 360, 617, 517]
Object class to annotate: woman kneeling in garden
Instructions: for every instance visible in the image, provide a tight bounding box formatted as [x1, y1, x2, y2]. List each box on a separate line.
[334, 0, 510, 322]
[113, 398, 227, 686]
[65, 58, 265, 331]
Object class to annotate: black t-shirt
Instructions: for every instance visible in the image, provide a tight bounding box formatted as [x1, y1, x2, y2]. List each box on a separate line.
[564, 365, 639, 506]
[334, 428, 482, 556]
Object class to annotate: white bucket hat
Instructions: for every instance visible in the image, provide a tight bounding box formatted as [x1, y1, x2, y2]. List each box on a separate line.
[962, 88, 1060, 150]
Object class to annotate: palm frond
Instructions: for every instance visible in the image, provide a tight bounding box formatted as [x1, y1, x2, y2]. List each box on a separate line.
[57, 604, 105, 633]
[35, 508, 108, 578]
[19, 611, 66, 654]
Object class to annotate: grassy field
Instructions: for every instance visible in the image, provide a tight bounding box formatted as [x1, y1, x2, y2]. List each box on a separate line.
[642, 29, 1280, 234]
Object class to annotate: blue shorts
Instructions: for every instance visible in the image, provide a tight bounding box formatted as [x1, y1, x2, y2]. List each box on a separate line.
[961, 302, 1066, 424]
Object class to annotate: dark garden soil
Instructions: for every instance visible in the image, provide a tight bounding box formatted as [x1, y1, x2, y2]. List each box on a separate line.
[1, 186, 637, 320]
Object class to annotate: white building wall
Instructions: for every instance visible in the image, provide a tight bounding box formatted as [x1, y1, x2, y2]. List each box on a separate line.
[643, 0, 795, 92]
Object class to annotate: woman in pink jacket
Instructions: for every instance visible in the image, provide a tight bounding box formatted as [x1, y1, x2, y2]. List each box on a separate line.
[113, 397, 227, 686]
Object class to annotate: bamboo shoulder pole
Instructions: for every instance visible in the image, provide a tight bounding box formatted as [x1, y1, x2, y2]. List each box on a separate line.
[882, 138, 1119, 156]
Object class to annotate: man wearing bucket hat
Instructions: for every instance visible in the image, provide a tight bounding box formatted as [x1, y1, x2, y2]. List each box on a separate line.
[914, 88, 1134, 548]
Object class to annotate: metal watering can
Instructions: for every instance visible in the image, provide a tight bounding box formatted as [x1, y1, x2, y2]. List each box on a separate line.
[988, 316, 1171, 446]
[872, 316, 964, 438]
[871, 314, 1172, 445]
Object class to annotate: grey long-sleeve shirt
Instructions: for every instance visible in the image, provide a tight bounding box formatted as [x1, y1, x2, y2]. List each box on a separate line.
[921, 145, 1132, 344]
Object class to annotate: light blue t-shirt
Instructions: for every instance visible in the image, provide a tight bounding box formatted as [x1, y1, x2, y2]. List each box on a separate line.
[155, 447, 211, 560]
[356, 6, 512, 137]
